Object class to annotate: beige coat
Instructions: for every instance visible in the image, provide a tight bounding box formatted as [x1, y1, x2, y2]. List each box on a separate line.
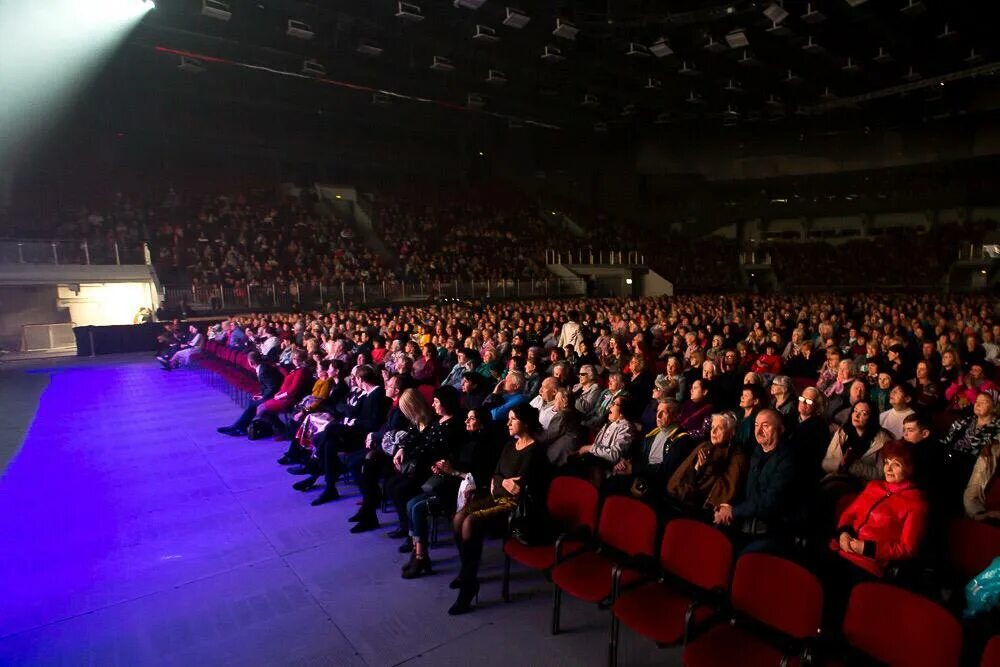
[964, 443, 1000, 520]
[821, 427, 892, 482]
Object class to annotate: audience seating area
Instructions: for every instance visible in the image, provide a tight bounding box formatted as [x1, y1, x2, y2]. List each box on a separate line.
[167, 290, 1000, 667]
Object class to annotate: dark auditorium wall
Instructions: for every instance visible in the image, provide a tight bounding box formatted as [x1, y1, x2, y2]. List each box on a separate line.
[0, 285, 70, 351]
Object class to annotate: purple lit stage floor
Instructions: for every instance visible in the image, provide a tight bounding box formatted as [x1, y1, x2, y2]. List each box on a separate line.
[0, 355, 677, 666]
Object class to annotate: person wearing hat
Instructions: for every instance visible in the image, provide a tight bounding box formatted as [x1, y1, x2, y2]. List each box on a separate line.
[831, 439, 928, 578]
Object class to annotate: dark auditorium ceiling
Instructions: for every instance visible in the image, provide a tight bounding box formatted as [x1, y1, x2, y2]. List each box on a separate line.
[133, 0, 1000, 134]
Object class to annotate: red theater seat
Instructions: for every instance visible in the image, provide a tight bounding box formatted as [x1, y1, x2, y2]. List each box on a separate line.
[610, 519, 732, 666]
[502, 475, 599, 602]
[841, 583, 961, 667]
[550, 495, 658, 635]
[983, 636, 1000, 667]
[682, 553, 822, 667]
[949, 518, 1000, 581]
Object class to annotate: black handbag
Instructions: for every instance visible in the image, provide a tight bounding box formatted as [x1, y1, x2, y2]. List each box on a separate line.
[420, 473, 450, 495]
[247, 418, 274, 441]
[509, 488, 552, 546]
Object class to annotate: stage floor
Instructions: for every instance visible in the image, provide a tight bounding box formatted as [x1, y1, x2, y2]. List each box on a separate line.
[0, 355, 677, 666]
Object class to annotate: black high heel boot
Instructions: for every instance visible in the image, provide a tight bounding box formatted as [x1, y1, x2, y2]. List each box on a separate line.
[447, 581, 480, 615]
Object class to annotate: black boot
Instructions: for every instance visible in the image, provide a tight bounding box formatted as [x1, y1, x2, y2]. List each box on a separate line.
[350, 511, 380, 533]
[293, 476, 318, 491]
[311, 487, 340, 506]
[402, 556, 433, 580]
[448, 581, 480, 615]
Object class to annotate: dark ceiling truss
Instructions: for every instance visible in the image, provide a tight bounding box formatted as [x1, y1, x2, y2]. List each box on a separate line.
[140, 0, 1000, 132]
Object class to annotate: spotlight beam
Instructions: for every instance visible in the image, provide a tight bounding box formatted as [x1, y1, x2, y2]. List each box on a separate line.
[0, 0, 153, 172]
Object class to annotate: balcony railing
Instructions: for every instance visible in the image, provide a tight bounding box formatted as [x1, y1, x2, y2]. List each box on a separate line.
[545, 249, 645, 266]
[165, 277, 587, 312]
[0, 240, 151, 266]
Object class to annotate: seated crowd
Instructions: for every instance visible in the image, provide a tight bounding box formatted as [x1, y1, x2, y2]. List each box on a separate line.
[372, 189, 548, 282]
[182, 293, 1000, 628]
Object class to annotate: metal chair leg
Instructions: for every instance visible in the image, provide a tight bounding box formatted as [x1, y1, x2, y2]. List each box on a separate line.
[551, 586, 562, 635]
[502, 554, 511, 602]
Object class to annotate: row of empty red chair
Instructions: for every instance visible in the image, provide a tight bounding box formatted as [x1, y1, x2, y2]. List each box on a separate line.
[502, 476, 998, 667]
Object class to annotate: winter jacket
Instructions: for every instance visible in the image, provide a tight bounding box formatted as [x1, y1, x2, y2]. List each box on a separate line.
[833, 479, 928, 577]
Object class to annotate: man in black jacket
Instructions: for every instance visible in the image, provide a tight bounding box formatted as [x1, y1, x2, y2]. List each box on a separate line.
[296, 365, 387, 505]
[349, 373, 414, 531]
[714, 408, 802, 555]
[218, 351, 284, 436]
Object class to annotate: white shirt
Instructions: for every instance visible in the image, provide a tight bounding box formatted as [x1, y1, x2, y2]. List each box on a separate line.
[879, 407, 914, 440]
[647, 430, 671, 465]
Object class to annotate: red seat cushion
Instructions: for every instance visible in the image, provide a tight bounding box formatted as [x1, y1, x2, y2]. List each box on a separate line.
[613, 582, 709, 645]
[684, 624, 802, 667]
[551, 553, 639, 603]
[504, 538, 585, 571]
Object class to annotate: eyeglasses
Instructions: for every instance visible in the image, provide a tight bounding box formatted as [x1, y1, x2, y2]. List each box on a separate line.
[798, 396, 815, 406]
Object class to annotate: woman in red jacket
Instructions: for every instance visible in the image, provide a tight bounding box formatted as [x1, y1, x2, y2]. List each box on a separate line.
[750, 341, 783, 378]
[255, 349, 315, 430]
[831, 439, 928, 577]
[823, 439, 928, 621]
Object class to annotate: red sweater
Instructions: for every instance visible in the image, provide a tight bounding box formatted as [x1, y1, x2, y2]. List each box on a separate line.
[832, 479, 928, 576]
[263, 367, 314, 410]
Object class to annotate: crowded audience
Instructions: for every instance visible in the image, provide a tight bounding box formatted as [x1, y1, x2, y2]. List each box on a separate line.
[179, 291, 1000, 632]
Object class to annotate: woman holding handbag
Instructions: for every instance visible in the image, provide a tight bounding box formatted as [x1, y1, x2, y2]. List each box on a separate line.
[399, 407, 500, 579]
[384, 386, 463, 546]
[448, 403, 548, 615]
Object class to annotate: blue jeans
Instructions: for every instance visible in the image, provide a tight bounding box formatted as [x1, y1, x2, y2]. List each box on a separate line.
[406, 493, 437, 544]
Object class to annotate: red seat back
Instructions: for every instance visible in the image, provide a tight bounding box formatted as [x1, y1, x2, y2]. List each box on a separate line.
[982, 636, 1000, 667]
[730, 553, 822, 640]
[843, 582, 961, 667]
[546, 476, 599, 532]
[596, 496, 657, 557]
[660, 519, 732, 592]
[949, 518, 1000, 580]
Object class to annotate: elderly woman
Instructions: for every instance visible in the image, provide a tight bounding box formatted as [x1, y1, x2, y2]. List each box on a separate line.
[823, 359, 858, 418]
[831, 440, 928, 579]
[941, 391, 1000, 498]
[449, 403, 548, 615]
[573, 364, 602, 415]
[964, 439, 1000, 523]
[537, 387, 583, 466]
[770, 375, 797, 427]
[572, 395, 639, 485]
[668, 412, 749, 518]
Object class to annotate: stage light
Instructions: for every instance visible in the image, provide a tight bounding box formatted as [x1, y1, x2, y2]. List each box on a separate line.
[0, 0, 153, 171]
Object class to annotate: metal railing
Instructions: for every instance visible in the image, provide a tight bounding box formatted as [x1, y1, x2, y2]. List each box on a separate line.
[957, 243, 1000, 261]
[0, 240, 151, 266]
[739, 251, 773, 265]
[545, 248, 645, 266]
[165, 277, 587, 312]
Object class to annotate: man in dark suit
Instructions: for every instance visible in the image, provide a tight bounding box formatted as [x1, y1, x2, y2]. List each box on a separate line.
[218, 351, 284, 436]
[297, 365, 388, 505]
